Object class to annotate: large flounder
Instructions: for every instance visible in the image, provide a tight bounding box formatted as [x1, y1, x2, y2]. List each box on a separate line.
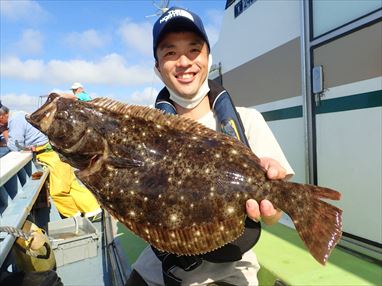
[27, 94, 342, 265]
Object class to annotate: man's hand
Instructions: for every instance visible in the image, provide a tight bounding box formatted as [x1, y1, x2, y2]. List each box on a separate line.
[246, 157, 287, 225]
[260, 157, 287, 179]
[246, 199, 282, 226]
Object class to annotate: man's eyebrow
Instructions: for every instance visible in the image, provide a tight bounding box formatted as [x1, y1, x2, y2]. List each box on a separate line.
[191, 39, 204, 46]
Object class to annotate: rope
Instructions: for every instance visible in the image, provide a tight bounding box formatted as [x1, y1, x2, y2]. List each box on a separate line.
[0, 226, 33, 240]
[0, 226, 50, 258]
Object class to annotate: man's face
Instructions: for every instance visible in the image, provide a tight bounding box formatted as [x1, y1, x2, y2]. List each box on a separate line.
[0, 113, 8, 126]
[156, 31, 209, 100]
[72, 88, 81, 95]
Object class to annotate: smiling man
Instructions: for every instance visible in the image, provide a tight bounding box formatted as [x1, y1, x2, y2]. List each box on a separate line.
[126, 7, 294, 286]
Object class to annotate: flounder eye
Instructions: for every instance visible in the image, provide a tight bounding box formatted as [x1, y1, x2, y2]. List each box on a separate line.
[47, 93, 59, 103]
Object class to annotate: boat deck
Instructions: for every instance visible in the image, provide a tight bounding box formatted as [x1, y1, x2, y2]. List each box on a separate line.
[0, 152, 129, 286]
[56, 220, 110, 286]
[256, 224, 382, 285]
[115, 222, 382, 285]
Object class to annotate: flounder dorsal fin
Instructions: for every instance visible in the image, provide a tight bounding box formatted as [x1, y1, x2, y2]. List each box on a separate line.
[87, 97, 245, 147]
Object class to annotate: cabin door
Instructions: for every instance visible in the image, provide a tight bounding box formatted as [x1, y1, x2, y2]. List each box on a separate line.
[308, 2, 381, 258]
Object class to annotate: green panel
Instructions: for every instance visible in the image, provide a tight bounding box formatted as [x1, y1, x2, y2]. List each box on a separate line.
[256, 223, 382, 286]
[316, 90, 382, 114]
[261, 90, 382, 121]
[262, 106, 303, 121]
[115, 222, 148, 265]
[257, 266, 281, 286]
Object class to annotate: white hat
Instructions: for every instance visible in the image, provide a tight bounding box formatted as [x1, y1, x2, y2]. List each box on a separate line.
[71, 82, 83, 90]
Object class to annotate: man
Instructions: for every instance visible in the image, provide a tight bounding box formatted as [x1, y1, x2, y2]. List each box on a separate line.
[70, 82, 92, 101]
[0, 123, 9, 157]
[127, 7, 294, 286]
[0, 101, 102, 221]
[58, 82, 92, 101]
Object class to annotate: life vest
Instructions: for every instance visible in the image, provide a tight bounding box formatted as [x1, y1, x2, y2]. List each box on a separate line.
[153, 79, 261, 286]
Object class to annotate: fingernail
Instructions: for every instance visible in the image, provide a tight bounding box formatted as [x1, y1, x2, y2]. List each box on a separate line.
[246, 200, 255, 210]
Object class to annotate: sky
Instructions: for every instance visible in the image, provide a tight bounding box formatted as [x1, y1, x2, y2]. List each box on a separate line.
[0, 0, 225, 113]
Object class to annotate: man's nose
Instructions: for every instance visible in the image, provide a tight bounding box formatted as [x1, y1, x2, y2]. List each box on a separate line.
[176, 54, 192, 67]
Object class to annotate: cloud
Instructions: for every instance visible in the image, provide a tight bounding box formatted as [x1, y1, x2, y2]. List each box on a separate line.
[14, 29, 44, 55]
[64, 29, 110, 51]
[0, 93, 40, 113]
[1, 57, 45, 81]
[0, 0, 49, 24]
[1, 54, 160, 86]
[87, 87, 159, 107]
[127, 87, 159, 106]
[118, 19, 152, 56]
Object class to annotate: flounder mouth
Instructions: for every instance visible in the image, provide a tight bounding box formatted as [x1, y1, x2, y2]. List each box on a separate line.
[26, 94, 59, 133]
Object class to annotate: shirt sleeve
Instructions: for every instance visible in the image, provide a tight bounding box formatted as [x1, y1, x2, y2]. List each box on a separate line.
[7, 113, 27, 151]
[238, 107, 295, 177]
[76, 92, 92, 101]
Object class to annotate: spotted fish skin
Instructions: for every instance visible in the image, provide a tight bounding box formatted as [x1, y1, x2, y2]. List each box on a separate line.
[26, 94, 342, 265]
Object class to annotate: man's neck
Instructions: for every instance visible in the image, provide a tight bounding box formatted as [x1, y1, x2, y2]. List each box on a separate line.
[174, 95, 211, 120]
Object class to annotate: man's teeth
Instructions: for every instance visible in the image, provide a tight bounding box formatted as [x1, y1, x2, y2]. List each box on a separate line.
[177, 73, 194, 79]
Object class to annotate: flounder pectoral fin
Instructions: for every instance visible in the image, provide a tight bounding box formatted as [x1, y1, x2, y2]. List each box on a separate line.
[74, 155, 143, 184]
[106, 156, 144, 168]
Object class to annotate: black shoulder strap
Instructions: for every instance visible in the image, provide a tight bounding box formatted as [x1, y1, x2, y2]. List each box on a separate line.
[207, 80, 250, 147]
[155, 87, 177, 114]
[151, 247, 202, 286]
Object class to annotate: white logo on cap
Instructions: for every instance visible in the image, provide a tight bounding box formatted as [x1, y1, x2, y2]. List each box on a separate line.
[160, 9, 194, 24]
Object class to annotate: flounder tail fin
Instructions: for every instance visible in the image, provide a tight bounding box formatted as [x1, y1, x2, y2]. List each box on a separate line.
[273, 181, 342, 265]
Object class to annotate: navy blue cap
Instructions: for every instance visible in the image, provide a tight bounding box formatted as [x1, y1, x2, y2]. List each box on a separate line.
[153, 7, 210, 59]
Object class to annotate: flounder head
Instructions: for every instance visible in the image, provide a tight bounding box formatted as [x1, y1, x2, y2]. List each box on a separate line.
[26, 93, 104, 169]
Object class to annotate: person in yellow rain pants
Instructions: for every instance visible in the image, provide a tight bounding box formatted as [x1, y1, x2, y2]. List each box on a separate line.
[35, 143, 102, 220]
[0, 102, 102, 221]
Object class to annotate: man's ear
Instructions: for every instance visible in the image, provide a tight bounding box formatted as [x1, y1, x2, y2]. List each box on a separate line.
[155, 61, 160, 71]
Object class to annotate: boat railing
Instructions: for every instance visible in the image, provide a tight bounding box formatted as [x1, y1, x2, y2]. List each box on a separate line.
[0, 151, 49, 268]
[104, 211, 131, 285]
